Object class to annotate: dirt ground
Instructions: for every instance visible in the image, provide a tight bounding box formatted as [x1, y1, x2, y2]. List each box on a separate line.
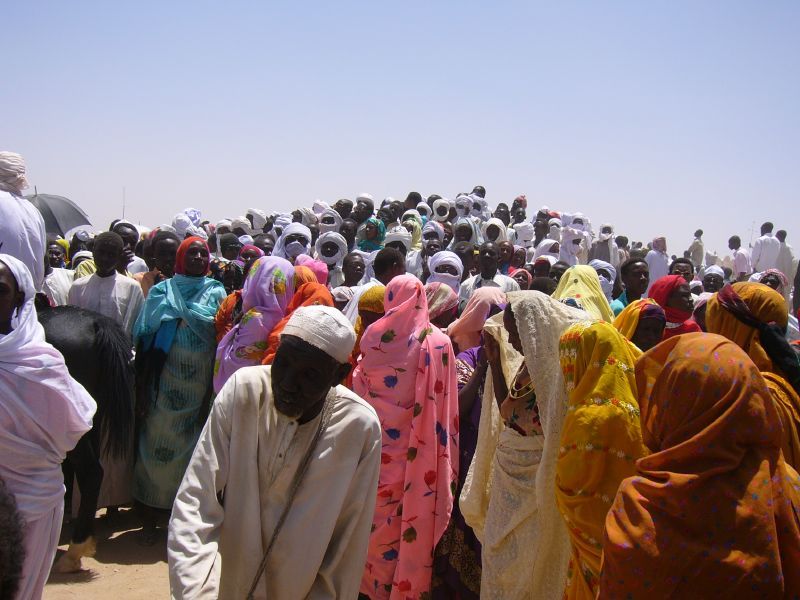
[44, 508, 169, 599]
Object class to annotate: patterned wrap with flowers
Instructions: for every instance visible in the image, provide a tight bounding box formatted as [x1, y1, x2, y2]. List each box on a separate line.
[213, 256, 294, 392]
[354, 274, 459, 599]
[556, 320, 647, 600]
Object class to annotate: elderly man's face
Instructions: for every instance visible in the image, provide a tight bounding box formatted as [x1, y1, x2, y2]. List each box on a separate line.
[271, 335, 350, 422]
[702, 273, 724, 293]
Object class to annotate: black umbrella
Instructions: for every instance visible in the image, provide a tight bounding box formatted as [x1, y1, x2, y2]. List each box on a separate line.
[25, 193, 92, 237]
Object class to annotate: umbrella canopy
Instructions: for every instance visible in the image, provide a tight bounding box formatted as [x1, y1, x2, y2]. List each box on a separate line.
[25, 193, 92, 237]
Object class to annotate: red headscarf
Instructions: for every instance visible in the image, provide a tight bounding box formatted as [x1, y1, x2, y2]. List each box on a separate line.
[175, 236, 210, 275]
[648, 274, 701, 339]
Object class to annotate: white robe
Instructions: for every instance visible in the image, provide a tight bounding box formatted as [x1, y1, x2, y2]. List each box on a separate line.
[68, 271, 145, 334]
[43, 267, 75, 306]
[168, 366, 381, 600]
[0, 190, 46, 290]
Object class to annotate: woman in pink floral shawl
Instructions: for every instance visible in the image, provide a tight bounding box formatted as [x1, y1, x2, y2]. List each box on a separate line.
[213, 256, 294, 392]
[354, 274, 459, 599]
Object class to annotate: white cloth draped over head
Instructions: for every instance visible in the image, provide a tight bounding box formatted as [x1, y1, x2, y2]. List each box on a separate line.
[455, 195, 472, 218]
[422, 220, 445, 242]
[0, 151, 28, 194]
[432, 198, 450, 222]
[297, 207, 318, 227]
[461, 291, 585, 599]
[548, 218, 562, 240]
[315, 232, 348, 267]
[589, 258, 617, 302]
[416, 202, 431, 218]
[281, 305, 356, 364]
[183, 208, 202, 226]
[312, 200, 329, 215]
[384, 226, 412, 252]
[187, 225, 208, 240]
[216, 219, 232, 232]
[273, 214, 293, 234]
[238, 234, 254, 246]
[448, 217, 482, 249]
[246, 208, 267, 230]
[533, 238, 560, 261]
[0, 253, 96, 518]
[318, 208, 343, 234]
[231, 216, 253, 235]
[172, 213, 193, 238]
[273, 222, 312, 260]
[426, 250, 463, 293]
[482, 218, 508, 243]
[559, 226, 585, 265]
[705, 264, 725, 278]
[0, 189, 47, 290]
[512, 221, 535, 247]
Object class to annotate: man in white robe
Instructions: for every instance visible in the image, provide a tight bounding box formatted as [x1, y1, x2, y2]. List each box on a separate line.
[0, 151, 46, 291]
[68, 232, 144, 335]
[168, 305, 381, 599]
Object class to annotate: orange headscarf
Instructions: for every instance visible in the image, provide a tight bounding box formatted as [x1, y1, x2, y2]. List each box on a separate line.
[214, 290, 242, 343]
[294, 265, 318, 287]
[260, 282, 334, 365]
[706, 282, 800, 468]
[599, 333, 800, 599]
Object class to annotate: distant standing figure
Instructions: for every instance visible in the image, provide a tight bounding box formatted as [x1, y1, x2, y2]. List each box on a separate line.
[644, 237, 669, 293]
[751, 221, 781, 273]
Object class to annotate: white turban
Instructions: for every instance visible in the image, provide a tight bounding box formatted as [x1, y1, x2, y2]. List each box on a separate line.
[186, 225, 208, 240]
[183, 207, 202, 226]
[356, 192, 374, 204]
[512, 222, 535, 247]
[482, 218, 508, 243]
[312, 200, 330, 215]
[427, 250, 463, 293]
[273, 214, 292, 233]
[384, 226, 413, 252]
[281, 305, 356, 364]
[705, 265, 725, 278]
[315, 232, 348, 267]
[0, 152, 28, 195]
[297, 207, 318, 227]
[416, 202, 431, 219]
[422, 220, 445, 242]
[238, 234, 254, 246]
[455, 195, 472, 218]
[318, 208, 343, 234]
[246, 208, 267, 230]
[172, 213, 193, 238]
[432, 198, 450, 222]
[231, 217, 253, 236]
[216, 219, 233, 232]
[273, 222, 312, 260]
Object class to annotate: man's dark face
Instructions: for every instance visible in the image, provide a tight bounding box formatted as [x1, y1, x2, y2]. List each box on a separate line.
[254, 236, 275, 256]
[390, 201, 404, 222]
[93, 241, 121, 275]
[47, 243, 65, 268]
[114, 225, 139, 251]
[494, 204, 510, 226]
[623, 261, 649, 297]
[424, 239, 442, 258]
[271, 335, 348, 422]
[533, 219, 548, 239]
[153, 238, 180, 277]
[702, 273, 724, 293]
[511, 207, 526, 224]
[632, 318, 665, 352]
[498, 241, 514, 264]
[342, 254, 365, 284]
[291, 210, 303, 223]
[339, 222, 357, 249]
[550, 263, 568, 283]
[472, 186, 486, 198]
[455, 248, 475, 280]
[479, 243, 499, 279]
[334, 200, 353, 220]
[222, 241, 242, 261]
[454, 224, 472, 243]
[377, 207, 394, 226]
[386, 241, 408, 257]
[511, 247, 526, 268]
[670, 262, 693, 283]
[760, 274, 783, 292]
[320, 242, 340, 260]
[352, 200, 373, 223]
[0, 262, 24, 334]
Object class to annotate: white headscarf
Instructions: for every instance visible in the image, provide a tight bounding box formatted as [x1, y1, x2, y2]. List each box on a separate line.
[246, 208, 267, 230]
[588, 259, 617, 301]
[512, 222, 535, 248]
[427, 250, 463, 293]
[422, 220, 445, 242]
[384, 226, 413, 253]
[231, 216, 253, 236]
[281, 305, 356, 365]
[183, 207, 202, 226]
[273, 214, 293, 236]
[416, 202, 431, 220]
[318, 208, 343, 234]
[0, 152, 28, 195]
[448, 217, 482, 249]
[432, 198, 451, 222]
[533, 239, 560, 261]
[297, 207, 318, 227]
[216, 219, 232, 232]
[547, 218, 562, 241]
[273, 222, 312, 260]
[312, 200, 330, 215]
[455, 195, 472, 218]
[482, 218, 508, 243]
[172, 212, 193, 239]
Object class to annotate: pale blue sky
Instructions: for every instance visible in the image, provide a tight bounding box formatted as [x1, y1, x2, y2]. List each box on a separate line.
[4, 1, 799, 257]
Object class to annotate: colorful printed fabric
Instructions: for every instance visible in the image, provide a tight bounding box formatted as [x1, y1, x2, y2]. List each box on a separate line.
[213, 290, 242, 343]
[600, 333, 800, 599]
[612, 298, 665, 341]
[425, 281, 459, 323]
[354, 274, 459, 599]
[556, 320, 646, 600]
[553, 265, 615, 322]
[293, 264, 318, 286]
[261, 282, 334, 365]
[446, 287, 506, 352]
[213, 256, 294, 392]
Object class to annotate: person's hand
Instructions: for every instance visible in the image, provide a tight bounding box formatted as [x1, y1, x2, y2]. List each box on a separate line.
[483, 334, 500, 366]
[121, 247, 135, 267]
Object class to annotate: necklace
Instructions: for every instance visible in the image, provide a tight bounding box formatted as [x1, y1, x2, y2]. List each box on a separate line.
[509, 369, 534, 399]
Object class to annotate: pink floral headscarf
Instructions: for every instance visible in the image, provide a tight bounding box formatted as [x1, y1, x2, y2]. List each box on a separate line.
[354, 274, 459, 598]
[213, 256, 294, 392]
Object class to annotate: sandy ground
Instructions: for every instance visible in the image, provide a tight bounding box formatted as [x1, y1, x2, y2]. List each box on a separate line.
[44, 508, 169, 599]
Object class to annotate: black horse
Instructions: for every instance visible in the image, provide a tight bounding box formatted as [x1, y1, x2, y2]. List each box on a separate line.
[37, 305, 135, 571]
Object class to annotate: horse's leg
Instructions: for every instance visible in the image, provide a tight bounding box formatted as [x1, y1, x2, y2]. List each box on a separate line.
[53, 433, 103, 573]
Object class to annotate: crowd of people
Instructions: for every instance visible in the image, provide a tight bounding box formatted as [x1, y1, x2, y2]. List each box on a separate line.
[2, 148, 800, 599]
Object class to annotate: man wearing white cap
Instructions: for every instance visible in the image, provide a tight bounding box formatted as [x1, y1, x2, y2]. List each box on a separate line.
[168, 305, 381, 600]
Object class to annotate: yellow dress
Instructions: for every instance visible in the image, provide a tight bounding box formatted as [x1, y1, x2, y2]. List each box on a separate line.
[556, 320, 647, 600]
